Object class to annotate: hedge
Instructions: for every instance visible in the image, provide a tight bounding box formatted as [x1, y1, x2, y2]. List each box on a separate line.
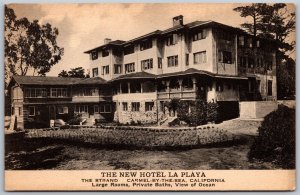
[248, 105, 295, 169]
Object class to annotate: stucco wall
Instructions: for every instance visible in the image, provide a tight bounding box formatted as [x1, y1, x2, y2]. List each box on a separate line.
[187, 27, 213, 73]
[240, 101, 278, 119]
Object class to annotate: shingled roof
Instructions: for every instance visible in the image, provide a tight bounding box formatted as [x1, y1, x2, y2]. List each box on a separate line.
[84, 40, 126, 54]
[11, 75, 83, 86]
[73, 77, 107, 85]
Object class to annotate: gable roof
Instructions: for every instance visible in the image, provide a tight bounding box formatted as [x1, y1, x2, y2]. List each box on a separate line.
[11, 75, 84, 86]
[84, 40, 126, 54]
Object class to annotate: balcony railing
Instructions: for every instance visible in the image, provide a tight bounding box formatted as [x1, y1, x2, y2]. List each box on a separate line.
[158, 90, 196, 100]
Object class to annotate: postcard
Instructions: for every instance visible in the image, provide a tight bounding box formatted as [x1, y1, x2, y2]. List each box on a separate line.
[4, 3, 296, 191]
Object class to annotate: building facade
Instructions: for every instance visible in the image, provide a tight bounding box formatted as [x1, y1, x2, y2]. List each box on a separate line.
[8, 16, 277, 128]
[85, 16, 277, 124]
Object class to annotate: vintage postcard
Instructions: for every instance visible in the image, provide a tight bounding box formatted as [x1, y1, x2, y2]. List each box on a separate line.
[4, 3, 296, 191]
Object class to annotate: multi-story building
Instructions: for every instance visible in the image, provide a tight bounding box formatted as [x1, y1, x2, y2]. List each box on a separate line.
[8, 15, 277, 128]
[84, 15, 277, 124]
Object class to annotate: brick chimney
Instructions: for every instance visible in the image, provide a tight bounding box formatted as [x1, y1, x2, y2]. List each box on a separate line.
[104, 38, 112, 44]
[173, 15, 183, 26]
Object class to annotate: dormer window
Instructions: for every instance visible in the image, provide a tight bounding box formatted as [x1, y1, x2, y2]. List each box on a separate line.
[166, 34, 178, 46]
[140, 39, 152, 51]
[91, 51, 98, 60]
[193, 30, 206, 41]
[102, 49, 109, 57]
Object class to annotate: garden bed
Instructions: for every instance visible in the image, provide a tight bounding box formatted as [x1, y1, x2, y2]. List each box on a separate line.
[26, 125, 238, 149]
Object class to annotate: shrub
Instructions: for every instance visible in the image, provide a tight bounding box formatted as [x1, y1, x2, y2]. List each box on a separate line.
[248, 105, 295, 169]
[67, 115, 82, 125]
[206, 102, 219, 123]
[177, 100, 218, 126]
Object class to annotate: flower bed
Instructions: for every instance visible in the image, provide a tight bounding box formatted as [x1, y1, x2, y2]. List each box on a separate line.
[26, 125, 237, 148]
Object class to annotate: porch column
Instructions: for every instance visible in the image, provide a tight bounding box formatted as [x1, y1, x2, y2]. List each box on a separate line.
[166, 81, 170, 99]
[192, 77, 197, 99]
[192, 77, 197, 91]
[141, 82, 143, 93]
[178, 79, 183, 98]
[128, 81, 131, 94]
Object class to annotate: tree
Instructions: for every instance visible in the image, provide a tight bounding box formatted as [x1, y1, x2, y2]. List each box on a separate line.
[233, 4, 268, 36]
[4, 5, 64, 87]
[58, 70, 69, 77]
[234, 3, 296, 99]
[58, 67, 89, 78]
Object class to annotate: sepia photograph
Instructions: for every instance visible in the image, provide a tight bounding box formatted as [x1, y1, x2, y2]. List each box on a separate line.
[4, 2, 296, 191]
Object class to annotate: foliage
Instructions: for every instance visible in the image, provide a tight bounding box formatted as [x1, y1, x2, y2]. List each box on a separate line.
[277, 58, 295, 99]
[67, 115, 82, 125]
[58, 67, 89, 78]
[248, 106, 295, 168]
[234, 3, 295, 99]
[177, 100, 218, 126]
[4, 5, 64, 88]
[206, 102, 219, 122]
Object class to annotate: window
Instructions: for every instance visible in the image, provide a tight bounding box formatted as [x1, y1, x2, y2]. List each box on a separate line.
[24, 88, 47, 97]
[28, 106, 35, 116]
[50, 88, 68, 97]
[158, 57, 162, 69]
[125, 63, 135, 73]
[166, 34, 178, 46]
[94, 105, 99, 113]
[140, 39, 152, 51]
[122, 102, 128, 111]
[145, 102, 154, 112]
[218, 51, 232, 64]
[58, 106, 68, 114]
[76, 88, 98, 96]
[131, 102, 140, 112]
[141, 59, 153, 70]
[268, 80, 272, 96]
[186, 54, 189, 66]
[194, 51, 207, 64]
[238, 36, 245, 46]
[91, 51, 98, 60]
[114, 64, 122, 74]
[239, 56, 247, 67]
[216, 82, 224, 92]
[192, 30, 206, 41]
[92, 68, 98, 77]
[100, 104, 111, 113]
[102, 49, 109, 57]
[75, 105, 88, 113]
[124, 45, 134, 55]
[167, 55, 178, 67]
[102, 65, 109, 75]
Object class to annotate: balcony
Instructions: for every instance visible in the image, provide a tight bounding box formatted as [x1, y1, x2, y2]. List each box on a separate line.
[158, 90, 197, 100]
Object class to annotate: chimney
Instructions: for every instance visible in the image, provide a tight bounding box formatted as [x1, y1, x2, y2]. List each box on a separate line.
[173, 15, 183, 26]
[104, 38, 112, 44]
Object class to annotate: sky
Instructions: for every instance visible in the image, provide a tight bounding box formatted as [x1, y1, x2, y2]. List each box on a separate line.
[8, 3, 296, 76]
